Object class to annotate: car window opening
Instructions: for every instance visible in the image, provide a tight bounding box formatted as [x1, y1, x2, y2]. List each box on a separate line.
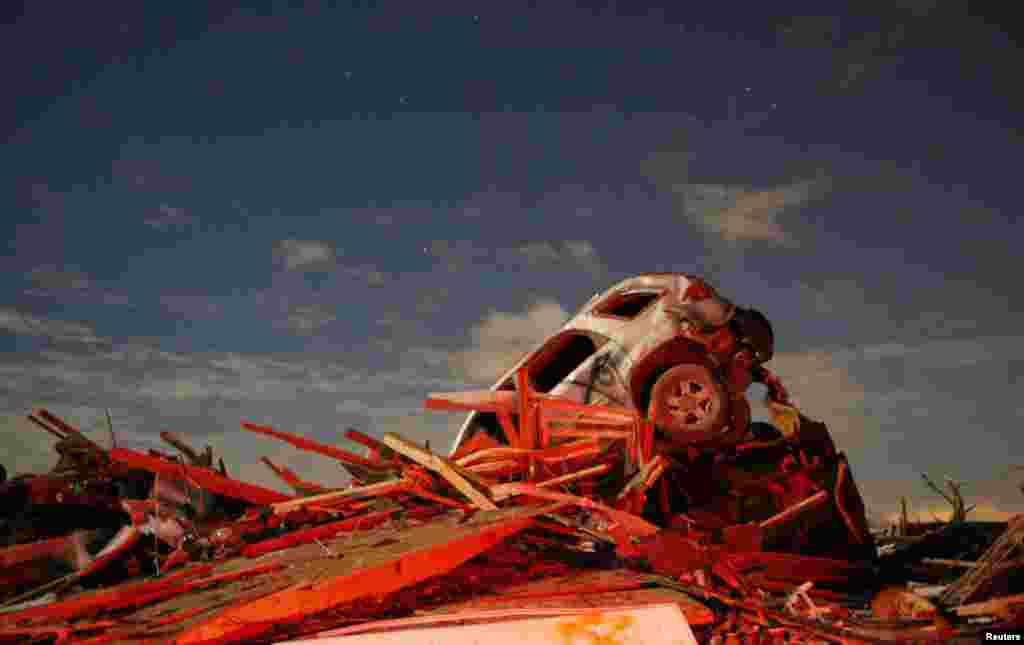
[594, 291, 660, 318]
[529, 333, 604, 393]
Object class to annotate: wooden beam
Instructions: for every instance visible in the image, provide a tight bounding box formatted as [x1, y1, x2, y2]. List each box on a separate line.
[26, 414, 66, 440]
[954, 592, 1024, 618]
[271, 479, 413, 515]
[108, 448, 291, 506]
[491, 483, 660, 537]
[241, 422, 391, 472]
[177, 505, 560, 645]
[760, 490, 830, 531]
[491, 464, 612, 502]
[382, 433, 498, 511]
[424, 389, 517, 413]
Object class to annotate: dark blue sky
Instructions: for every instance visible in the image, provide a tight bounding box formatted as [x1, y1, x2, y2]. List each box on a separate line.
[2, 1, 1021, 523]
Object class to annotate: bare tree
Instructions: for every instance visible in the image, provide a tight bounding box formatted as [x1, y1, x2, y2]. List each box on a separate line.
[921, 473, 975, 524]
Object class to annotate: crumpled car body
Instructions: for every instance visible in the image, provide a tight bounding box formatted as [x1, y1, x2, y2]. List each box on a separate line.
[451, 273, 773, 455]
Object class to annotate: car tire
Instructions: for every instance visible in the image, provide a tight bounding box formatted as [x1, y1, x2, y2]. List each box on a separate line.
[648, 363, 731, 440]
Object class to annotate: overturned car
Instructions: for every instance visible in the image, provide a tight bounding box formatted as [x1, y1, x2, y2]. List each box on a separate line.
[449, 273, 874, 562]
[453, 273, 783, 453]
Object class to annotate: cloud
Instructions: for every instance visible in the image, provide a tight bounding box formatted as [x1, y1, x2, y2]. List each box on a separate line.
[415, 287, 450, 316]
[425, 239, 493, 274]
[509, 240, 607, 278]
[0, 342, 467, 490]
[273, 239, 336, 272]
[835, 335, 1024, 374]
[275, 304, 338, 336]
[144, 203, 196, 231]
[448, 299, 570, 384]
[751, 350, 870, 454]
[27, 265, 91, 291]
[680, 179, 824, 245]
[423, 239, 605, 278]
[160, 294, 224, 318]
[340, 264, 388, 286]
[23, 266, 132, 306]
[0, 307, 107, 345]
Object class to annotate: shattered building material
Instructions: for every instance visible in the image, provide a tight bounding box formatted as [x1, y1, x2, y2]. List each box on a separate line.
[941, 515, 1024, 606]
[2, 273, 1022, 643]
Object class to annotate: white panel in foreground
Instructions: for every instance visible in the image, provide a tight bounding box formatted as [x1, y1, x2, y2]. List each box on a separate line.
[280, 603, 699, 644]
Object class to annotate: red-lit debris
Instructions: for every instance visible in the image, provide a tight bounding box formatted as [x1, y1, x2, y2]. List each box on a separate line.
[2, 274, 1023, 643]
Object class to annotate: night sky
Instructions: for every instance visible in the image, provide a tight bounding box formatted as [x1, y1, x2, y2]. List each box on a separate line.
[2, 1, 1021, 525]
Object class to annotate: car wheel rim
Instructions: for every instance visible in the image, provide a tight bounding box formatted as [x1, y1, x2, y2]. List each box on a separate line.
[665, 379, 715, 427]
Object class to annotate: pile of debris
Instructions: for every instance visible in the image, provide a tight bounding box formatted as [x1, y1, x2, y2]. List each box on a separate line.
[0, 273, 1021, 644]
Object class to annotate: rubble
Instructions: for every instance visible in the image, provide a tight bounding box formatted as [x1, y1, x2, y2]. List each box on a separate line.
[0, 272, 1021, 643]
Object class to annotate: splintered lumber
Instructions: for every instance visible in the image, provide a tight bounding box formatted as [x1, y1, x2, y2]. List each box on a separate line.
[271, 478, 414, 515]
[176, 504, 564, 645]
[160, 431, 211, 467]
[109, 448, 291, 506]
[26, 414, 67, 440]
[0, 564, 215, 626]
[425, 389, 518, 413]
[382, 432, 498, 511]
[941, 515, 1024, 606]
[32, 409, 105, 453]
[242, 510, 401, 558]
[450, 431, 503, 462]
[759, 489, 831, 531]
[454, 440, 603, 468]
[426, 390, 521, 447]
[491, 464, 612, 502]
[241, 421, 389, 472]
[344, 428, 398, 463]
[493, 483, 660, 538]
[617, 455, 669, 501]
[35, 409, 91, 442]
[954, 592, 1024, 618]
[260, 456, 329, 495]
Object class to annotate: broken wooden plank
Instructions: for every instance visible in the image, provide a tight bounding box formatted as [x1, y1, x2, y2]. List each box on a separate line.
[241, 422, 391, 472]
[177, 504, 564, 645]
[617, 455, 668, 502]
[271, 478, 414, 515]
[942, 515, 1024, 606]
[160, 432, 210, 467]
[954, 592, 1024, 618]
[382, 433, 498, 511]
[492, 483, 659, 537]
[343, 428, 399, 463]
[109, 448, 291, 506]
[260, 456, 329, 496]
[759, 490, 830, 531]
[26, 414, 67, 440]
[546, 428, 632, 441]
[449, 431, 503, 462]
[516, 368, 536, 452]
[242, 510, 401, 558]
[465, 459, 523, 476]
[454, 440, 603, 468]
[0, 564, 215, 626]
[424, 390, 518, 413]
[491, 464, 612, 502]
[35, 409, 94, 443]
